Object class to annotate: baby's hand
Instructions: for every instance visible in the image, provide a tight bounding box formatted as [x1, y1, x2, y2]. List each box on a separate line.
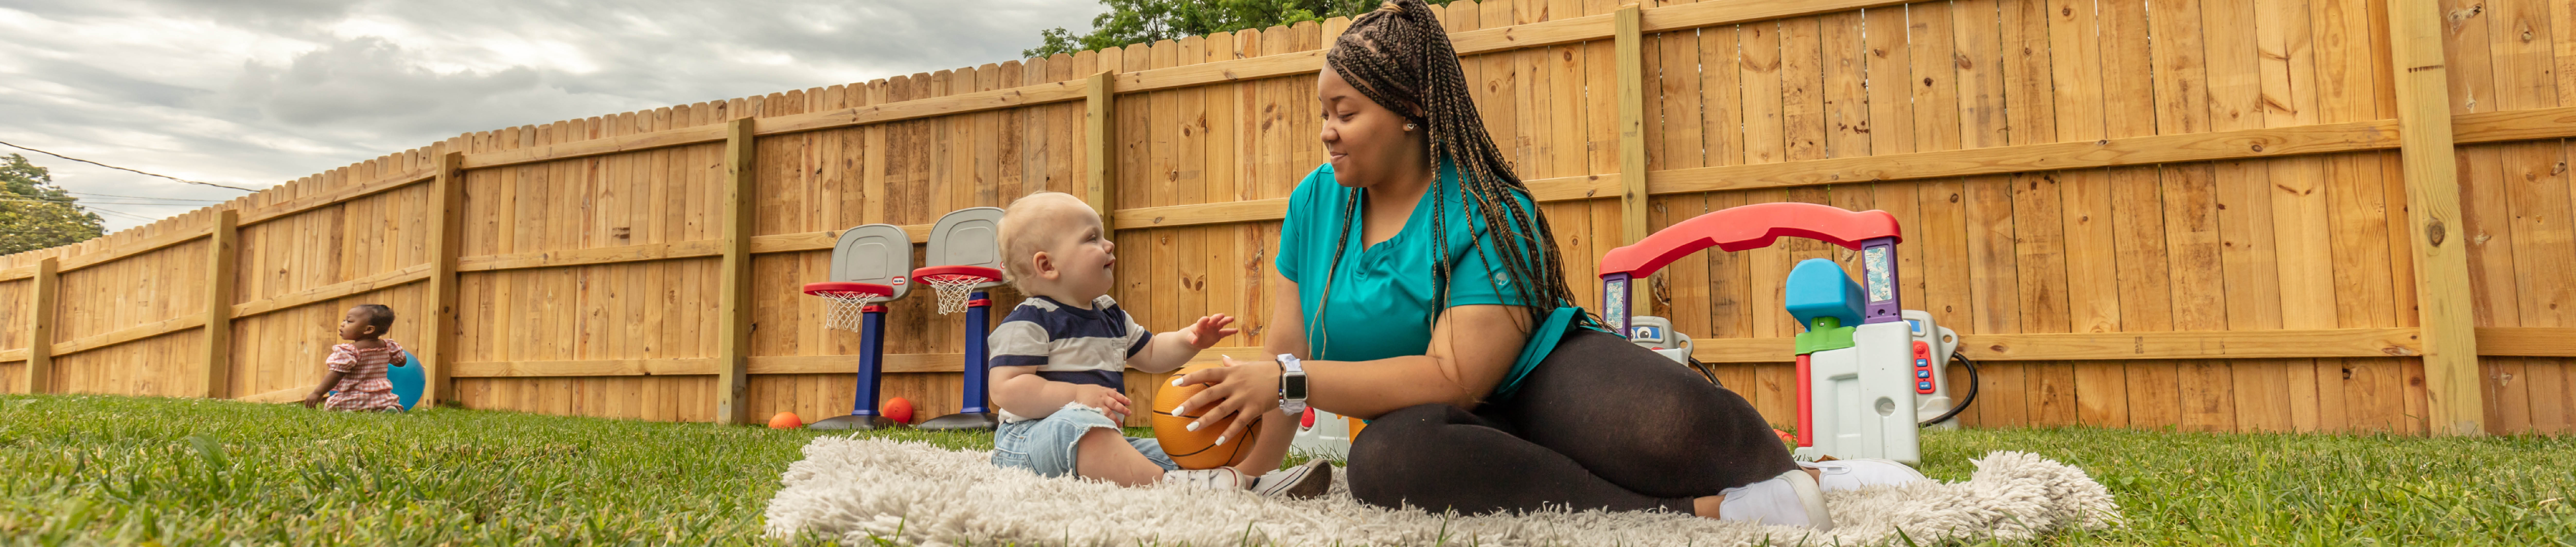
[1075, 384, 1134, 422]
[302, 391, 324, 408]
[1181, 314, 1240, 350]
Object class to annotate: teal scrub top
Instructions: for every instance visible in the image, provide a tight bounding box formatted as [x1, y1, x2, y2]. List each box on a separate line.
[1273, 162, 1604, 400]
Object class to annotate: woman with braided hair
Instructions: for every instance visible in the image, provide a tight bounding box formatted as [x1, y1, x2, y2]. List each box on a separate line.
[1170, 0, 1923, 528]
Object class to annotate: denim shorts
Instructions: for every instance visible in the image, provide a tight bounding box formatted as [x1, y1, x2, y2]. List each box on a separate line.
[991, 402, 1180, 477]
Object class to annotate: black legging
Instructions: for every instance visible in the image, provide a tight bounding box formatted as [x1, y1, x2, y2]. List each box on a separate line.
[1346, 329, 1799, 514]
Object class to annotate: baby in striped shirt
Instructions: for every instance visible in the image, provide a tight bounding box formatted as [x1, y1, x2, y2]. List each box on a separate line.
[302, 304, 407, 412]
[984, 192, 1328, 498]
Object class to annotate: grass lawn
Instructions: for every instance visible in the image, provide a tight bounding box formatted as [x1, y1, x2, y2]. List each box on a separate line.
[2, 394, 2572, 546]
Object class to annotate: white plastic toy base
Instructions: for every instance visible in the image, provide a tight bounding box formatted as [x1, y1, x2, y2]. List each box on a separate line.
[1792, 321, 1920, 464]
[1791, 310, 1960, 465]
[1290, 409, 1355, 459]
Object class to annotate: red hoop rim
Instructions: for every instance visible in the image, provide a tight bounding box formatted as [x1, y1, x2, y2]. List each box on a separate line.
[803, 282, 893, 297]
[909, 265, 1004, 282]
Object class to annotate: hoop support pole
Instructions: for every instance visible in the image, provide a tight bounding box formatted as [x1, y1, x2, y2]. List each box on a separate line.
[959, 290, 994, 414]
[851, 307, 887, 416]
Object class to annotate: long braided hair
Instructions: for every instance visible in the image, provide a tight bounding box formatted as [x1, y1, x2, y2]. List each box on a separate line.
[1314, 0, 1591, 347]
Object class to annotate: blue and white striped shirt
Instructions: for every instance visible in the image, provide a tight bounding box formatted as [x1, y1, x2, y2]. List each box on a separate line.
[987, 295, 1153, 397]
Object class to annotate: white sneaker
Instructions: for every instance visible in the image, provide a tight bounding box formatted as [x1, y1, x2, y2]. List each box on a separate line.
[1717, 469, 1836, 530]
[1161, 467, 1248, 490]
[1250, 459, 1334, 499]
[1798, 458, 1930, 492]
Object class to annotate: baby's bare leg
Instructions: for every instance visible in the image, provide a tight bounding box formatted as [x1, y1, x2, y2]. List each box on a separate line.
[1229, 409, 1297, 476]
[1073, 427, 1164, 486]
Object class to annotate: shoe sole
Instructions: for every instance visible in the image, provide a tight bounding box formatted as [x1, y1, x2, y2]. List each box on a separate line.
[1259, 460, 1334, 499]
[1806, 458, 1930, 492]
[1781, 469, 1836, 531]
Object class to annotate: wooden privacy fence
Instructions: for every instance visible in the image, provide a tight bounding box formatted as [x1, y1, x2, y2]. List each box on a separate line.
[6, 0, 2576, 435]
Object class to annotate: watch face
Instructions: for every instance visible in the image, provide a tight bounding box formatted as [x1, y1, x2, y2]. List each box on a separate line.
[1281, 374, 1308, 400]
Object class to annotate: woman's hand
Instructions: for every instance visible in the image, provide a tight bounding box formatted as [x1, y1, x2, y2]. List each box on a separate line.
[1171, 355, 1284, 445]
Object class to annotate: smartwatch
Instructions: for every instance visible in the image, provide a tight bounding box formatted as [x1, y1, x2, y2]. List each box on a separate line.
[1277, 354, 1308, 415]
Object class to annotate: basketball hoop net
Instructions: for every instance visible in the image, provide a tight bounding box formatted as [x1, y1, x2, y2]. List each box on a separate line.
[803, 282, 892, 332]
[912, 265, 1004, 315]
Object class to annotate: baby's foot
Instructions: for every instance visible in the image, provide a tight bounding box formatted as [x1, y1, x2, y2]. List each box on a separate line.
[1161, 468, 1248, 490]
[1797, 458, 1931, 492]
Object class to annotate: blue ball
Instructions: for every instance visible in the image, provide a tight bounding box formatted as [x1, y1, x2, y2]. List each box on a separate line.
[385, 350, 425, 411]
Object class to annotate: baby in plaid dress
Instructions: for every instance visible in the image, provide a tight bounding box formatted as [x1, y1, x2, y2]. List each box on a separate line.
[303, 304, 407, 412]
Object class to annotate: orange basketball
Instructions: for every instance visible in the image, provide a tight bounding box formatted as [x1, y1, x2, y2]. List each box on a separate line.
[1152, 363, 1265, 470]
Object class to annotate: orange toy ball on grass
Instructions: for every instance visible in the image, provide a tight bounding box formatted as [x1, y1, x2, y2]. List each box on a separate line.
[882, 397, 915, 424]
[1152, 363, 1266, 470]
[769, 412, 803, 429]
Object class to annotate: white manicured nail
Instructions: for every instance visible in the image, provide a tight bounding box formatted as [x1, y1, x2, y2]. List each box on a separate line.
[1215, 435, 1227, 446]
[1173, 404, 1188, 415]
[1186, 421, 1201, 432]
[1172, 378, 1186, 386]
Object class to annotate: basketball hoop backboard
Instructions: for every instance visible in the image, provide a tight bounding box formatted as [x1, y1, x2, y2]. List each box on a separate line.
[923, 207, 1006, 290]
[830, 223, 916, 301]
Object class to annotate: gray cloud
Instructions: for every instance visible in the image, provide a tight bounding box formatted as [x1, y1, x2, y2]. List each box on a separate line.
[0, 0, 1106, 230]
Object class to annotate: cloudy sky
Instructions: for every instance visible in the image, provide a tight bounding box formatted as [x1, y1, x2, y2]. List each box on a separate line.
[0, 0, 1107, 231]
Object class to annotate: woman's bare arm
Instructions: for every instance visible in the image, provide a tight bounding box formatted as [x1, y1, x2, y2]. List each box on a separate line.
[1262, 271, 1310, 361]
[1176, 270, 1537, 440]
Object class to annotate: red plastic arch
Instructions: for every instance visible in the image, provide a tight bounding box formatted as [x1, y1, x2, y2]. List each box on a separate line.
[1599, 202, 1901, 278]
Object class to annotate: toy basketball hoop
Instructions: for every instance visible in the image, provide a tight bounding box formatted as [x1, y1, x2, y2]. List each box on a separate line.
[911, 206, 1009, 431]
[803, 282, 893, 332]
[912, 265, 1002, 315]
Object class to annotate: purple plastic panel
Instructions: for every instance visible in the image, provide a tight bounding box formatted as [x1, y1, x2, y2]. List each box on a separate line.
[1860, 237, 1903, 324]
[1601, 273, 1632, 333]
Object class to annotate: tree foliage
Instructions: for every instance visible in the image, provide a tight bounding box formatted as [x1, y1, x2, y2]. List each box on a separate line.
[1024, 0, 1453, 59]
[0, 153, 107, 255]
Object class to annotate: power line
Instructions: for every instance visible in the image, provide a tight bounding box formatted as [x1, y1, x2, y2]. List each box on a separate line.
[0, 140, 258, 192]
[85, 208, 159, 222]
[0, 196, 216, 207]
[64, 191, 225, 203]
[0, 228, 102, 238]
[20, 200, 160, 222]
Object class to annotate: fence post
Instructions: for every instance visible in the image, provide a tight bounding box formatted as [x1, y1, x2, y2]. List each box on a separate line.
[22, 257, 56, 394]
[1085, 71, 1117, 218]
[424, 151, 467, 405]
[2385, 0, 2482, 436]
[716, 117, 757, 425]
[1614, 4, 1648, 247]
[200, 210, 238, 399]
[1613, 4, 1653, 318]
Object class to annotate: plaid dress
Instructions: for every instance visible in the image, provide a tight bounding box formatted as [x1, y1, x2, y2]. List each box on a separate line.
[324, 340, 406, 411]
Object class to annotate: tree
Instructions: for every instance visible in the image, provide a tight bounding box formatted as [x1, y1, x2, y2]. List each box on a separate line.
[0, 154, 107, 255]
[1024, 0, 1454, 59]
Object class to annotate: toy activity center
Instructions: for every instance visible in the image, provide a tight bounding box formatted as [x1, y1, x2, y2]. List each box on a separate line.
[5, 0, 2558, 442]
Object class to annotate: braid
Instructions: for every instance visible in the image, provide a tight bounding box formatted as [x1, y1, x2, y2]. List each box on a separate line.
[1318, 0, 1591, 336]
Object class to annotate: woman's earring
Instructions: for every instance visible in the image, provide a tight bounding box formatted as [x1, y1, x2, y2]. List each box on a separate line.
[1404, 123, 1418, 131]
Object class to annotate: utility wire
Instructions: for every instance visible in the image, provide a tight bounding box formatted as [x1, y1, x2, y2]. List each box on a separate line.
[7, 198, 163, 222]
[78, 205, 159, 222]
[64, 191, 225, 203]
[0, 196, 219, 207]
[0, 140, 258, 192]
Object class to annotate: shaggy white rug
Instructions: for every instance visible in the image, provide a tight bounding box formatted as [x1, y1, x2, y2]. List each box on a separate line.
[765, 437, 2120, 546]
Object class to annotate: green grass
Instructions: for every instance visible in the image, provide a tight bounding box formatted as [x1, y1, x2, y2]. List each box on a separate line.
[1, 394, 2572, 546]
